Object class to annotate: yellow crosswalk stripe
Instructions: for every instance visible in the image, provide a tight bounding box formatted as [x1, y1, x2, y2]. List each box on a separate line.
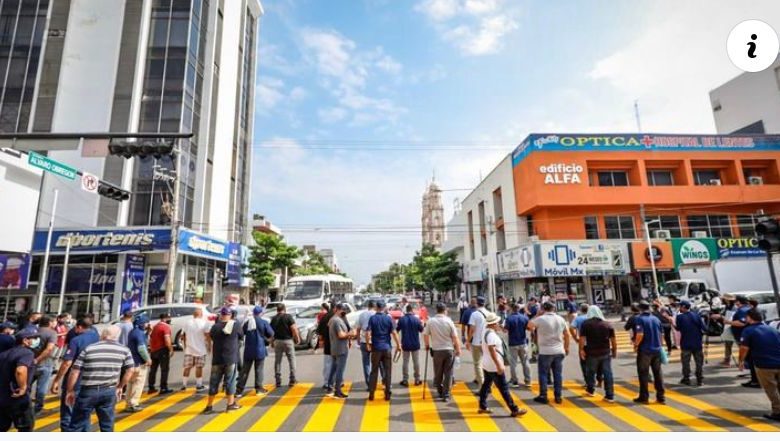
[409, 382, 444, 432]
[359, 391, 392, 431]
[199, 388, 275, 432]
[563, 382, 669, 432]
[530, 385, 612, 431]
[148, 393, 223, 432]
[612, 384, 726, 431]
[449, 381, 500, 431]
[490, 387, 556, 431]
[629, 381, 780, 432]
[115, 390, 195, 432]
[303, 383, 352, 432]
[247, 383, 314, 432]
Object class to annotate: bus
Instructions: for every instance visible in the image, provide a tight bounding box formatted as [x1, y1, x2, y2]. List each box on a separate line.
[282, 274, 354, 308]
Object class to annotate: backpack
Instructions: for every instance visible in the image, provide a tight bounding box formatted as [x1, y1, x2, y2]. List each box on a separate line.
[485, 329, 510, 366]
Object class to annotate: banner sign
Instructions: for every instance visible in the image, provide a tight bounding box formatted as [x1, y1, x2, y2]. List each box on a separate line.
[498, 244, 539, 280]
[540, 244, 585, 277]
[32, 227, 171, 254]
[716, 237, 766, 258]
[463, 261, 484, 282]
[226, 242, 242, 285]
[629, 242, 675, 271]
[540, 241, 629, 277]
[177, 228, 229, 261]
[0, 254, 30, 290]
[671, 238, 718, 268]
[120, 255, 145, 313]
[512, 133, 780, 167]
[240, 245, 251, 288]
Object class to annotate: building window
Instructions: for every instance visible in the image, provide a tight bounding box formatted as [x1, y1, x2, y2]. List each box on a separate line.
[526, 215, 535, 237]
[737, 215, 757, 236]
[584, 216, 599, 239]
[596, 171, 629, 187]
[604, 216, 636, 239]
[645, 215, 683, 238]
[467, 211, 475, 260]
[693, 170, 721, 186]
[686, 215, 732, 238]
[647, 170, 674, 186]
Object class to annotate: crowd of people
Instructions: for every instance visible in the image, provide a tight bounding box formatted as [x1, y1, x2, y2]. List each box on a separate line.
[0, 290, 779, 432]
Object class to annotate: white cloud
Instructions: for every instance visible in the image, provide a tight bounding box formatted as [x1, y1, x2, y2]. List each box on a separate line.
[289, 86, 306, 101]
[415, 0, 459, 21]
[255, 76, 307, 116]
[376, 54, 403, 75]
[317, 107, 347, 124]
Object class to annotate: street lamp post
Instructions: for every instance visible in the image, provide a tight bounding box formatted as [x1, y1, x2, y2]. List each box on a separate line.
[643, 218, 661, 298]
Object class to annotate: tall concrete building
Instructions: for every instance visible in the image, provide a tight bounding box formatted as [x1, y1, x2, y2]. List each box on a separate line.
[421, 179, 444, 249]
[0, 0, 262, 320]
[710, 57, 780, 134]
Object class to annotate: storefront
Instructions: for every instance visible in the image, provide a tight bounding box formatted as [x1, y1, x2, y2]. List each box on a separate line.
[629, 241, 676, 302]
[462, 260, 487, 299]
[497, 244, 538, 302]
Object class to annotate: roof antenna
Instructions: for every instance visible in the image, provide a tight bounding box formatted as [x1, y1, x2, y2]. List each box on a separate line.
[634, 100, 642, 132]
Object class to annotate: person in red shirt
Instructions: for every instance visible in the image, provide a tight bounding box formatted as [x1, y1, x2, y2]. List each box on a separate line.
[148, 313, 173, 394]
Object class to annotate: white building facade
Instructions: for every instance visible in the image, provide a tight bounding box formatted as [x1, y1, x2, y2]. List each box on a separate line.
[710, 58, 780, 134]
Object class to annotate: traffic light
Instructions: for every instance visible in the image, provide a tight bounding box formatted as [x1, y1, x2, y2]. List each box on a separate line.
[757, 217, 780, 252]
[108, 140, 174, 159]
[97, 182, 130, 201]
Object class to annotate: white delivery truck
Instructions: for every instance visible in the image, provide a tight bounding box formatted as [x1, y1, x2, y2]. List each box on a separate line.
[663, 257, 778, 300]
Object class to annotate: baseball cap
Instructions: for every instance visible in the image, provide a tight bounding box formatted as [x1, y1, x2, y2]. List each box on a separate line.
[679, 300, 692, 309]
[0, 321, 17, 331]
[219, 306, 232, 316]
[15, 328, 39, 342]
[376, 300, 386, 309]
[253, 305, 264, 315]
[476, 296, 486, 306]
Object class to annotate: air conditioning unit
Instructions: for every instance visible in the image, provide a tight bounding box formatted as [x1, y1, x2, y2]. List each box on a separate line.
[708, 179, 722, 186]
[748, 176, 764, 185]
[693, 231, 708, 238]
[528, 235, 540, 242]
[654, 230, 671, 239]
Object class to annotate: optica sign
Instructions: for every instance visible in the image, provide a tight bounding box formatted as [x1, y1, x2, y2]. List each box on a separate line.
[716, 237, 766, 258]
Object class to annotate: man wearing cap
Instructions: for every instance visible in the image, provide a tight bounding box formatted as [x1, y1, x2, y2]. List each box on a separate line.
[270, 304, 301, 388]
[739, 309, 780, 421]
[467, 296, 490, 386]
[125, 315, 151, 412]
[204, 307, 244, 414]
[317, 301, 336, 390]
[50, 318, 99, 432]
[356, 299, 378, 388]
[504, 303, 532, 388]
[181, 308, 212, 391]
[671, 300, 707, 386]
[117, 310, 134, 347]
[0, 328, 38, 432]
[31, 315, 58, 414]
[424, 303, 461, 402]
[366, 300, 401, 401]
[397, 303, 424, 386]
[633, 300, 665, 404]
[237, 306, 274, 396]
[528, 301, 569, 404]
[727, 295, 759, 387]
[148, 313, 173, 394]
[460, 298, 477, 342]
[327, 303, 355, 398]
[477, 312, 526, 417]
[0, 322, 17, 354]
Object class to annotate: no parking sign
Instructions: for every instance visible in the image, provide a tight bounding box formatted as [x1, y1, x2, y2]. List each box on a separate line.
[81, 172, 99, 194]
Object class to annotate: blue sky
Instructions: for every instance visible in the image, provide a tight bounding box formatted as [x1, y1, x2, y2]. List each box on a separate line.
[251, 0, 780, 285]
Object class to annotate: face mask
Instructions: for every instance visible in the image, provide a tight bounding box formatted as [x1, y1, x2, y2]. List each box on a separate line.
[29, 338, 41, 349]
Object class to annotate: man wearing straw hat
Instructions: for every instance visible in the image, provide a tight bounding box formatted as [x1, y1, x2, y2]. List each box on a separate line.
[477, 312, 526, 417]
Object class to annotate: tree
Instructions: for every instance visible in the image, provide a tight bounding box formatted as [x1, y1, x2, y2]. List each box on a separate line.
[431, 250, 461, 293]
[295, 250, 333, 276]
[411, 243, 441, 292]
[246, 232, 301, 292]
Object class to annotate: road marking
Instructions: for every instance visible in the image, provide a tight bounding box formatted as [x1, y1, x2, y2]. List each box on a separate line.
[409, 382, 444, 432]
[199, 389, 275, 432]
[359, 390, 392, 431]
[148, 394, 222, 432]
[115, 390, 194, 432]
[248, 383, 314, 432]
[530, 384, 612, 431]
[303, 383, 352, 432]
[449, 382, 500, 431]
[612, 384, 726, 431]
[563, 381, 669, 431]
[490, 387, 556, 431]
[629, 381, 780, 432]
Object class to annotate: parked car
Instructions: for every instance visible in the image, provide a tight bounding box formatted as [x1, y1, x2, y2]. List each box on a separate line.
[388, 299, 429, 323]
[733, 291, 779, 322]
[96, 303, 215, 349]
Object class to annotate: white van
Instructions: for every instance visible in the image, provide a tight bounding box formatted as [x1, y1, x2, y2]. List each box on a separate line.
[282, 274, 354, 308]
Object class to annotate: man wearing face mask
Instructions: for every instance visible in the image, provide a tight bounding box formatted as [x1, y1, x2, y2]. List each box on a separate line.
[148, 313, 174, 394]
[0, 329, 39, 432]
[327, 303, 355, 399]
[31, 316, 58, 414]
[21, 312, 41, 333]
[50, 318, 99, 432]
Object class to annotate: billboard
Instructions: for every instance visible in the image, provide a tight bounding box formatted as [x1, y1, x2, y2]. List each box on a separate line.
[120, 255, 145, 313]
[671, 238, 718, 268]
[497, 245, 539, 279]
[32, 227, 171, 254]
[630, 242, 675, 271]
[0, 254, 31, 290]
[539, 241, 629, 277]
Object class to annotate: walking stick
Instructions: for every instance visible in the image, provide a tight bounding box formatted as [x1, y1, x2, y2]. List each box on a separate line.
[422, 348, 430, 400]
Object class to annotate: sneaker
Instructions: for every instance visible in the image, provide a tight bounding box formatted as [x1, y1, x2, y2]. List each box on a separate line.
[368, 393, 375, 401]
[126, 405, 142, 413]
[334, 392, 349, 399]
[603, 397, 615, 403]
[195, 385, 206, 391]
[203, 406, 214, 415]
[275, 381, 282, 388]
[510, 408, 528, 418]
[400, 380, 409, 387]
[226, 403, 242, 412]
[325, 389, 335, 397]
[633, 397, 649, 404]
[554, 397, 562, 404]
[696, 379, 703, 387]
[159, 388, 173, 395]
[235, 393, 243, 399]
[441, 396, 450, 403]
[256, 387, 270, 394]
[763, 413, 780, 422]
[585, 389, 595, 397]
[656, 398, 666, 405]
[148, 387, 158, 394]
[180, 385, 187, 391]
[510, 380, 519, 386]
[289, 379, 297, 387]
[742, 381, 762, 389]
[478, 408, 493, 414]
[533, 396, 549, 404]
[523, 382, 532, 388]
[679, 378, 691, 386]
[414, 380, 423, 386]
[384, 392, 391, 401]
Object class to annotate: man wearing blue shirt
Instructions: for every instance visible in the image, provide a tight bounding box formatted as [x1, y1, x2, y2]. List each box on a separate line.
[728, 295, 759, 387]
[564, 293, 578, 323]
[673, 301, 707, 386]
[504, 303, 531, 387]
[50, 319, 99, 431]
[633, 301, 665, 405]
[0, 322, 17, 354]
[366, 301, 401, 401]
[739, 309, 780, 421]
[125, 315, 151, 412]
[460, 298, 477, 342]
[397, 304, 424, 386]
[238, 306, 274, 396]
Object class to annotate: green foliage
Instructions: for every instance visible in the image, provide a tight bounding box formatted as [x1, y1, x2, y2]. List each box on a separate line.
[371, 244, 461, 294]
[246, 232, 301, 290]
[295, 250, 333, 276]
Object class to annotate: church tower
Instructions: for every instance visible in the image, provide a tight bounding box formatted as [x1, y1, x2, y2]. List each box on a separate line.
[421, 176, 445, 249]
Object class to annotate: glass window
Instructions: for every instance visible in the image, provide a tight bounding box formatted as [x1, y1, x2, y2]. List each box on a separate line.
[647, 170, 674, 186]
[596, 171, 629, 187]
[694, 170, 721, 185]
[646, 215, 683, 238]
[686, 215, 733, 238]
[284, 281, 323, 300]
[737, 215, 757, 236]
[605, 216, 635, 239]
[584, 216, 599, 239]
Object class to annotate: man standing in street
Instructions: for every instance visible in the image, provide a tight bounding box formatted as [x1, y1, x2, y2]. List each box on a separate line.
[356, 299, 377, 389]
[467, 296, 489, 386]
[204, 307, 243, 414]
[579, 305, 616, 401]
[569, 303, 591, 383]
[0, 328, 38, 432]
[0, 321, 16, 354]
[125, 315, 151, 412]
[31, 315, 57, 414]
[50, 318, 99, 432]
[237, 306, 274, 396]
[564, 292, 578, 324]
[366, 300, 401, 401]
[270, 304, 300, 388]
[477, 312, 527, 417]
[672, 300, 707, 386]
[117, 310, 134, 347]
[504, 303, 532, 387]
[739, 309, 780, 421]
[397, 303, 424, 386]
[424, 303, 461, 402]
[634, 300, 665, 404]
[148, 313, 173, 394]
[528, 301, 569, 405]
[327, 303, 354, 399]
[317, 302, 335, 390]
[181, 308, 211, 391]
[65, 326, 134, 432]
[728, 295, 760, 388]
[460, 298, 477, 340]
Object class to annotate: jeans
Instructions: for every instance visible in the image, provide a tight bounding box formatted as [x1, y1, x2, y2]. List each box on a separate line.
[149, 349, 170, 390]
[60, 378, 87, 432]
[402, 350, 420, 382]
[432, 349, 454, 398]
[322, 355, 333, 387]
[681, 349, 704, 382]
[209, 363, 238, 396]
[359, 343, 372, 385]
[478, 370, 518, 412]
[637, 351, 665, 401]
[537, 353, 564, 400]
[328, 353, 349, 395]
[237, 358, 265, 394]
[585, 355, 614, 399]
[274, 340, 296, 383]
[508, 344, 531, 385]
[126, 365, 148, 407]
[580, 357, 603, 385]
[33, 364, 53, 413]
[70, 386, 116, 432]
[369, 349, 393, 396]
[0, 398, 35, 432]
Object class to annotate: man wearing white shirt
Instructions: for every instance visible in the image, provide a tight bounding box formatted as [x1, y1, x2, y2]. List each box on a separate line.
[476, 312, 526, 417]
[528, 301, 570, 405]
[180, 309, 212, 391]
[467, 297, 489, 386]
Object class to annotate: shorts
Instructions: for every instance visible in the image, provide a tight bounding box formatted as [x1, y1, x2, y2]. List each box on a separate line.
[183, 354, 206, 368]
[209, 364, 237, 396]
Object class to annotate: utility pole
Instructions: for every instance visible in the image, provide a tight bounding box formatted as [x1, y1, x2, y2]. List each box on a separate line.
[37, 189, 58, 312]
[634, 100, 642, 132]
[164, 144, 181, 304]
[57, 236, 71, 315]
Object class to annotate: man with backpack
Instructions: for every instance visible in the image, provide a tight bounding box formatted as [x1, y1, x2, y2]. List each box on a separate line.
[477, 312, 526, 417]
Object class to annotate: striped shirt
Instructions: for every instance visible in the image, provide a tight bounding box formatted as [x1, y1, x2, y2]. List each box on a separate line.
[73, 340, 133, 387]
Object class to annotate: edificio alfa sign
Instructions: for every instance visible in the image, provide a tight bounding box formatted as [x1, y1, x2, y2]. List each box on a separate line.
[539, 163, 584, 184]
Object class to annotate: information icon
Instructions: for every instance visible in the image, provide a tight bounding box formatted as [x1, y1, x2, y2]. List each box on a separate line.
[727, 20, 779, 73]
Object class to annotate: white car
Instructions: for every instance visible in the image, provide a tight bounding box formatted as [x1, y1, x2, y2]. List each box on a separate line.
[732, 291, 779, 322]
[96, 303, 215, 349]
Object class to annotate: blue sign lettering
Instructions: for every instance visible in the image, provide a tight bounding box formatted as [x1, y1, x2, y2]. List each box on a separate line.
[33, 228, 171, 254]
